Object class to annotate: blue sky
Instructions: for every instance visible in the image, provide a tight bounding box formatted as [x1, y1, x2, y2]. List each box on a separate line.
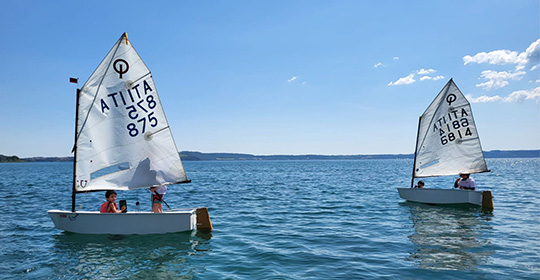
[1, 0, 539, 157]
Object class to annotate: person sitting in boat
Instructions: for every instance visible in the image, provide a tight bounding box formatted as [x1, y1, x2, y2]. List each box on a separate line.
[414, 181, 424, 188]
[150, 186, 167, 213]
[100, 190, 126, 213]
[454, 172, 476, 190]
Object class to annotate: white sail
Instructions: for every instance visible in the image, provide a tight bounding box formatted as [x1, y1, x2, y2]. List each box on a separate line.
[413, 79, 488, 178]
[74, 33, 188, 192]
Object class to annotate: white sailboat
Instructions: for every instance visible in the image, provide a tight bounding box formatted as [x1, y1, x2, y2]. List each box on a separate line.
[48, 33, 212, 234]
[397, 79, 493, 208]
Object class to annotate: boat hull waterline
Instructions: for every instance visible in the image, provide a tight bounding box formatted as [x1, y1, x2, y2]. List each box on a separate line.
[397, 188, 493, 207]
[48, 208, 211, 234]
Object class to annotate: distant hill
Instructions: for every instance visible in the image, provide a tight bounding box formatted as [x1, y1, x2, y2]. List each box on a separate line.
[0, 155, 25, 162]
[1, 150, 538, 163]
[23, 156, 74, 162]
[483, 150, 540, 158]
[179, 150, 540, 161]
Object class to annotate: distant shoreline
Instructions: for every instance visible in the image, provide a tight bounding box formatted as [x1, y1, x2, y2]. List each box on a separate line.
[1, 150, 538, 163]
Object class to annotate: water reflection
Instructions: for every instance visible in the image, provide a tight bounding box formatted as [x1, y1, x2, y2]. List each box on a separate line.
[402, 202, 494, 271]
[51, 231, 212, 279]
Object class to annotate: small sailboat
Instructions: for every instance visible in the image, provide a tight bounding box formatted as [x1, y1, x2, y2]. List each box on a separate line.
[48, 33, 212, 234]
[397, 79, 493, 209]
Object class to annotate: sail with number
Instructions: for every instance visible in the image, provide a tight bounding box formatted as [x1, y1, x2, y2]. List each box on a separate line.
[74, 33, 188, 192]
[413, 79, 489, 178]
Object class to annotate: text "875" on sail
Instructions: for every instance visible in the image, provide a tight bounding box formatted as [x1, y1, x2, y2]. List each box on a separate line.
[126, 95, 158, 137]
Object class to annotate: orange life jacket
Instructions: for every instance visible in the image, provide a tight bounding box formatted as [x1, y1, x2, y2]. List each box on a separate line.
[100, 201, 117, 213]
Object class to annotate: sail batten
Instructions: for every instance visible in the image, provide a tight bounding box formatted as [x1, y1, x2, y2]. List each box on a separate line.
[74, 33, 188, 192]
[413, 79, 488, 178]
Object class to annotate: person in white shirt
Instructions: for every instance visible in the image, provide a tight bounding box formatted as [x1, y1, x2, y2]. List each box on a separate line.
[454, 172, 476, 190]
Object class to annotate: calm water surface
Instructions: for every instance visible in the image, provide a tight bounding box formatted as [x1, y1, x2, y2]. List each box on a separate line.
[0, 158, 538, 279]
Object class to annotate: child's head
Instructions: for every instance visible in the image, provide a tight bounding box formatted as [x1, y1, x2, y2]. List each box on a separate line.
[418, 181, 424, 187]
[105, 190, 117, 201]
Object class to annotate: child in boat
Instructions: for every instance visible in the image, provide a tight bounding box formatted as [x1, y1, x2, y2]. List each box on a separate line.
[414, 181, 424, 188]
[150, 186, 167, 213]
[100, 190, 126, 213]
[454, 172, 476, 190]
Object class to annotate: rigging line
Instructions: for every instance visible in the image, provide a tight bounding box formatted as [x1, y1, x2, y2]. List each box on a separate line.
[149, 126, 170, 136]
[127, 72, 151, 86]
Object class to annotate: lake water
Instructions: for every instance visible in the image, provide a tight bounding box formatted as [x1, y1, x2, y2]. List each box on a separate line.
[0, 158, 538, 279]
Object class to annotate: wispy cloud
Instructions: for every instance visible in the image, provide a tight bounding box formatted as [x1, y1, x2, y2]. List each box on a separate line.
[388, 73, 415, 86]
[504, 86, 540, 102]
[416, 68, 436, 75]
[464, 38, 540, 90]
[466, 94, 502, 103]
[464, 38, 540, 66]
[388, 69, 444, 86]
[467, 86, 540, 103]
[420, 75, 445, 81]
[393, 57, 399, 60]
[463, 50, 525, 65]
[374, 62, 384, 68]
[287, 76, 307, 85]
[476, 70, 526, 90]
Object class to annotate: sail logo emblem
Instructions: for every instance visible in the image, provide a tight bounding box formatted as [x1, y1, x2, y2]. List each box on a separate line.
[113, 59, 129, 79]
[79, 180, 88, 189]
[446, 93, 457, 106]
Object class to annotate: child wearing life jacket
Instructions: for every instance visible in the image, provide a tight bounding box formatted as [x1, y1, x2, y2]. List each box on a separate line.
[150, 186, 167, 213]
[100, 190, 126, 213]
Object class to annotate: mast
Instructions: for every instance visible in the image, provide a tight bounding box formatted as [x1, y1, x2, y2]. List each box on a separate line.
[71, 88, 81, 212]
[410, 116, 421, 188]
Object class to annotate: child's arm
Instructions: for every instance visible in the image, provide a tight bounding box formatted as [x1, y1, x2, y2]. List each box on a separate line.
[107, 202, 122, 213]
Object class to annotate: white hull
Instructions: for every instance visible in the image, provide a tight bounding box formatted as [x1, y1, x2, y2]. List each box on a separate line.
[48, 209, 198, 234]
[397, 188, 491, 207]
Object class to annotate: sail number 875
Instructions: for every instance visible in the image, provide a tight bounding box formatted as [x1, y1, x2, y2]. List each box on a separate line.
[126, 95, 158, 137]
[440, 118, 472, 145]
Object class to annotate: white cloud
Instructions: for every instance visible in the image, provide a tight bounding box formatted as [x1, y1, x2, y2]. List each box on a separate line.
[374, 62, 384, 68]
[287, 76, 297, 82]
[388, 68, 445, 86]
[420, 75, 445, 81]
[463, 50, 523, 65]
[503, 86, 540, 102]
[416, 68, 436, 75]
[475, 70, 526, 90]
[466, 87, 540, 103]
[393, 57, 399, 60]
[464, 39, 540, 92]
[463, 38, 540, 66]
[466, 94, 502, 103]
[523, 38, 540, 65]
[388, 73, 415, 86]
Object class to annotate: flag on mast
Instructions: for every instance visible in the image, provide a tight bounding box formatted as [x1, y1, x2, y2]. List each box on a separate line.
[69, 77, 78, 83]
